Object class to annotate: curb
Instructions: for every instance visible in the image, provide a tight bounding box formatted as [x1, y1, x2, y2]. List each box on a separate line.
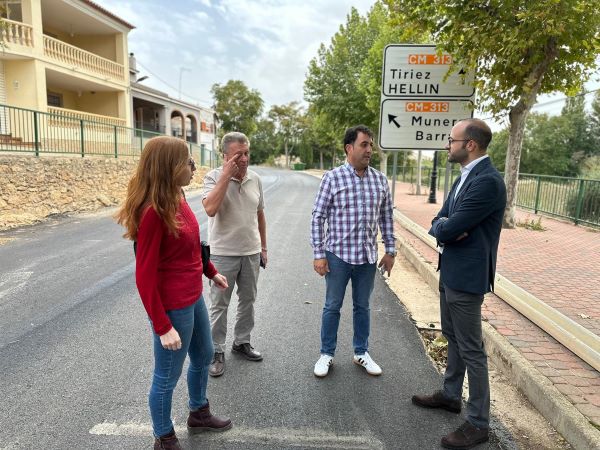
[395, 229, 600, 450]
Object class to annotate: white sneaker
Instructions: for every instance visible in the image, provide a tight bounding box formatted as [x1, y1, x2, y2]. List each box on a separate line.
[353, 352, 382, 376]
[313, 354, 334, 377]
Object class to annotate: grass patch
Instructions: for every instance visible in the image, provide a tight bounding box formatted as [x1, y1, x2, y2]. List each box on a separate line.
[516, 216, 546, 231]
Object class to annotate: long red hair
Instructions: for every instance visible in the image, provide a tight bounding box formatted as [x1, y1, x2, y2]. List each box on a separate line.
[116, 136, 190, 240]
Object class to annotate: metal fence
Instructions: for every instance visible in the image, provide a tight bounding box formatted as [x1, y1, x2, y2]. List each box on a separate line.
[515, 174, 599, 227]
[391, 166, 600, 227]
[0, 103, 221, 168]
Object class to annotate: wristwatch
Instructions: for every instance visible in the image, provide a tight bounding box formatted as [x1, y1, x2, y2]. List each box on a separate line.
[386, 250, 397, 257]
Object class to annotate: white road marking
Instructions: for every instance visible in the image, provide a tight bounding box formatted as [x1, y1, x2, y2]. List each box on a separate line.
[89, 422, 384, 449]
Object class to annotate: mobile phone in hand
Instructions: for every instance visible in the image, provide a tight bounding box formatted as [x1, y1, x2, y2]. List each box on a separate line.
[260, 253, 266, 269]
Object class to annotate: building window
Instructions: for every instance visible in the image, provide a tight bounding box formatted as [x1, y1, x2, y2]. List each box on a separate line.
[47, 92, 63, 108]
[1, 1, 23, 22]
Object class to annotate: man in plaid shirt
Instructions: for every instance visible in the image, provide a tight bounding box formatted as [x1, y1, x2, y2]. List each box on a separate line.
[310, 125, 396, 378]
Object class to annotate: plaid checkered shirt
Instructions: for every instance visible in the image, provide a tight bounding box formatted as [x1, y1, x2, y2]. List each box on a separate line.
[310, 162, 396, 265]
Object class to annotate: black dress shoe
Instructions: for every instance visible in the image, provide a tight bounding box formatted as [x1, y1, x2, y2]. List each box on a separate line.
[411, 390, 461, 413]
[209, 352, 225, 377]
[232, 343, 263, 361]
[441, 421, 489, 449]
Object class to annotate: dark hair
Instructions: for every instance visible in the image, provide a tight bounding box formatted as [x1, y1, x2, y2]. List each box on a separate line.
[343, 125, 373, 147]
[463, 118, 492, 150]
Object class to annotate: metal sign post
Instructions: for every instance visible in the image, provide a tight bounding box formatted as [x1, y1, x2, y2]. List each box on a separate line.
[391, 151, 398, 205]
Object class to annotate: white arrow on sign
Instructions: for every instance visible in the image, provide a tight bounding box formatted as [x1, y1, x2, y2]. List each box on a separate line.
[382, 44, 475, 98]
[378, 99, 473, 150]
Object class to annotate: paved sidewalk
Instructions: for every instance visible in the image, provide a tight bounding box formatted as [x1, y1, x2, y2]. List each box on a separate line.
[391, 180, 600, 429]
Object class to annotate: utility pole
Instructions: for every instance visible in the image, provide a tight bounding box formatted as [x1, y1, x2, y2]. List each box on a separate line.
[178, 67, 190, 100]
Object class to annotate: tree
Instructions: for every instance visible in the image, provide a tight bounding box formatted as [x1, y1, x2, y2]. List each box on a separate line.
[489, 95, 597, 177]
[386, 0, 600, 227]
[268, 102, 305, 168]
[304, 2, 429, 174]
[583, 91, 600, 178]
[211, 80, 264, 138]
[560, 93, 597, 172]
[250, 118, 278, 165]
[303, 5, 384, 168]
[357, 4, 428, 175]
[590, 91, 600, 151]
[303, 108, 340, 170]
[490, 114, 578, 176]
[304, 7, 376, 128]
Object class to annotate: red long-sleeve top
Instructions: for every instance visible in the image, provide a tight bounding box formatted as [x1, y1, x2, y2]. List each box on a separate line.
[135, 200, 217, 335]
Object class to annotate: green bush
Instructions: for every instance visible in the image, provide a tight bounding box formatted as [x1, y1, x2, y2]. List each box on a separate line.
[566, 182, 600, 224]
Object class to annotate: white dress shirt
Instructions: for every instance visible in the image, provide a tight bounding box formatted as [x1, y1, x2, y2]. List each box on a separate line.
[454, 154, 489, 199]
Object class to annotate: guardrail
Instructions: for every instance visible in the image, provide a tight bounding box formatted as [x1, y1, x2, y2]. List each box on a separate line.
[0, 103, 221, 168]
[390, 165, 600, 227]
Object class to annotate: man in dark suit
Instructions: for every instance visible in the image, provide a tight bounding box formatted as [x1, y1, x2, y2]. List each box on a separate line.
[412, 118, 506, 449]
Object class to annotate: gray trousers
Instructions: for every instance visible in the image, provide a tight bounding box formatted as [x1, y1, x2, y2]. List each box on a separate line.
[209, 254, 260, 353]
[440, 282, 490, 429]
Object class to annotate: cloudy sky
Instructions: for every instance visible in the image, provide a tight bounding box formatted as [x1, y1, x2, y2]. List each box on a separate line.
[95, 0, 598, 127]
[95, 0, 375, 109]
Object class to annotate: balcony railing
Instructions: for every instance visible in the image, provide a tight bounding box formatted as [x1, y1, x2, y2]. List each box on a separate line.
[43, 35, 125, 81]
[1, 19, 33, 47]
[47, 106, 126, 127]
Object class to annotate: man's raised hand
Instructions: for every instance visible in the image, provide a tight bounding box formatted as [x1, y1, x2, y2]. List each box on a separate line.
[223, 153, 241, 178]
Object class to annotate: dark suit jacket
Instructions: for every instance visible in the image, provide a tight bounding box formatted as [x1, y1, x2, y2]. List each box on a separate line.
[429, 157, 507, 295]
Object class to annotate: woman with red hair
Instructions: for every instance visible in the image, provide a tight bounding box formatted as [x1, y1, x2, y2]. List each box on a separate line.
[116, 136, 232, 449]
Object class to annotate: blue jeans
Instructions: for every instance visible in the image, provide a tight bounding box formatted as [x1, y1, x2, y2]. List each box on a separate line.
[149, 296, 214, 438]
[320, 251, 376, 356]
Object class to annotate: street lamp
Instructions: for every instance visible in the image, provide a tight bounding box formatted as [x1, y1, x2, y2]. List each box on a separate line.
[428, 151, 439, 204]
[178, 67, 190, 100]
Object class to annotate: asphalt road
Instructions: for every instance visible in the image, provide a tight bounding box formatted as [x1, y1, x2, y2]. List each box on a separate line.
[0, 167, 503, 449]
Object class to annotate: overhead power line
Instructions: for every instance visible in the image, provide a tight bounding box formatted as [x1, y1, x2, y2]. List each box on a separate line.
[135, 60, 213, 106]
[531, 87, 600, 109]
[481, 88, 600, 122]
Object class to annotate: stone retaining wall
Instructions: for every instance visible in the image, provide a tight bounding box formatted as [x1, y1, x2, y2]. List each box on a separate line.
[0, 156, 207, 230]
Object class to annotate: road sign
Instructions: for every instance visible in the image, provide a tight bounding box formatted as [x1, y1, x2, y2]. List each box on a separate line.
[378, 44, 475, 150]
[378, 99, 473, 150]
[382, 44, 475, 98]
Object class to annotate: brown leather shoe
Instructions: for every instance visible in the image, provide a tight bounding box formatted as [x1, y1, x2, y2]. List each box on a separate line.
[209, 352, 224, 377]
[441, 421, 489, 449]
[154, 429, 182, 450]
[411, 390, 461, 413]
[187, 402, 232, 433]
[232, 342, 263, 361]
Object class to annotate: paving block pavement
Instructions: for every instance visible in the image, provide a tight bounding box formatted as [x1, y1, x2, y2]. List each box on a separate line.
[391, 180, 600, 448]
